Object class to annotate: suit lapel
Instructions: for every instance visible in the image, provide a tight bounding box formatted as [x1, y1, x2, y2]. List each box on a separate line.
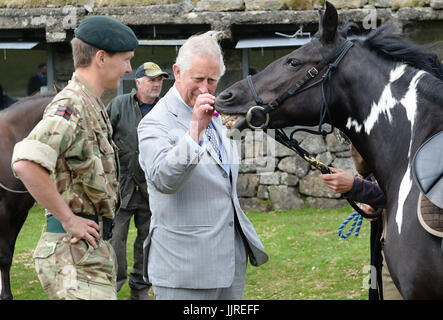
[166, 89, 192, 131]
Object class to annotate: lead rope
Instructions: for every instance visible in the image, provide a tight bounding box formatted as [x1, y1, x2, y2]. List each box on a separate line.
[337, 176, 372, 238]
[338, 208, 363, 238]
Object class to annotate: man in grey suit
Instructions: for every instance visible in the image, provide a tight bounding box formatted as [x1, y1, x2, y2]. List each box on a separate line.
[137, 32, 268, 300]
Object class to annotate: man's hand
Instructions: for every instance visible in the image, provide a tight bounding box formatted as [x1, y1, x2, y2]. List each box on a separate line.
[319, 167, 355, 194]
[189, 93, 216, 144]
[62, 215, 100, 248]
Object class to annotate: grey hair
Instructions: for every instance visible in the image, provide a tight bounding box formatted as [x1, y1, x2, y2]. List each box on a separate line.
[175, 31, 226, 78]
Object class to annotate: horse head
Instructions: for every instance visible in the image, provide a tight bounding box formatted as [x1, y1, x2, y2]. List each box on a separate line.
[216, 1, 353, 131]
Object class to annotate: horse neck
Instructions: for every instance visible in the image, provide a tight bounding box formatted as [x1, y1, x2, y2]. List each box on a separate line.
[3, 95, 51, 140]
[330, 51, 443, 190]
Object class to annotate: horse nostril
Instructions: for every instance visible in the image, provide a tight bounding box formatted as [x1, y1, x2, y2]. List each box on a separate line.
[218, 91, 233, 102]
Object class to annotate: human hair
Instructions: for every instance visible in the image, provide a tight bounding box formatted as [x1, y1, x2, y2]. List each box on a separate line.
[71, 38, 99, 68]
[71, 38, 116, 69]
[175, 31, 225, 78]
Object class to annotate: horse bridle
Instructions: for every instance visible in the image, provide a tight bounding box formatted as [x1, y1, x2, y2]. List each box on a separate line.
[245, 38, 382, 220]
[246, 38, 353, 129]
[246, 38, 354, 170]
[0, 180, 28, 193]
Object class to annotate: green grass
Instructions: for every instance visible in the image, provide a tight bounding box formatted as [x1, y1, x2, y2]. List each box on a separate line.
[10, 204, 370, 300]
[244, 207, 370, 300]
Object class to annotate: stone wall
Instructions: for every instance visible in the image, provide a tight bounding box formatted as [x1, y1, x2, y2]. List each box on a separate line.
[2, 1, 443, 44]
[236, 130, 356, 212]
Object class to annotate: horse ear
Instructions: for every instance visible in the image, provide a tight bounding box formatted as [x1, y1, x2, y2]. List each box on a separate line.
[53, 83, 62, 93]
[319, 1, 338, 43]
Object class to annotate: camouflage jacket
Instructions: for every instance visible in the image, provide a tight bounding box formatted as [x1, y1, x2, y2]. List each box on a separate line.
[12, 73, 120, 219]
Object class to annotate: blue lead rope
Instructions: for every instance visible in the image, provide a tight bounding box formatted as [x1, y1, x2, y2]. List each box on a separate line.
[338, 210, 363, 239]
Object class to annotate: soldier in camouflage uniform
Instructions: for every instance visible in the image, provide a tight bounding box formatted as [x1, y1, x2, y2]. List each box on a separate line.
[11, 16, 138, 300]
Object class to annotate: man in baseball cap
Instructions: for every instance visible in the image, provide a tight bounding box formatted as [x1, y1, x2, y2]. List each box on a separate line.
[135, 62, 169, 80]
[107, 62, 168, 299]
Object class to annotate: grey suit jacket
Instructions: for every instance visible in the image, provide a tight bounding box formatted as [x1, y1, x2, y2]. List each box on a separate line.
[138, 87, 268, 289]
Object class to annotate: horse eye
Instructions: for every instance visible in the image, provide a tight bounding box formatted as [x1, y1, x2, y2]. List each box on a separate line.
[287, 58, 301, 68]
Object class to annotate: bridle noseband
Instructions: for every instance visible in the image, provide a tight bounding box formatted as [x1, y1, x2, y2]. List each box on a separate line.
[245, 38, 382, 220]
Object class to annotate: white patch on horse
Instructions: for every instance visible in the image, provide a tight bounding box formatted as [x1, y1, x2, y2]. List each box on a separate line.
[401, 70, 425, 124]
[390, 64, 407, 83]
[345, 64, 407, 135]
[395, 166, 413, 233]
[345, 118, 362, 132]
[394, 70, 425, 234]
[364, 64, 407, 134]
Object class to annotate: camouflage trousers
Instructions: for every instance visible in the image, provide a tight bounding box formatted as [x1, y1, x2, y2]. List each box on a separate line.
[33, 232, 118, 300]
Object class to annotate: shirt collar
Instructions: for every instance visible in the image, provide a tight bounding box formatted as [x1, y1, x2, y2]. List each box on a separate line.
[172, 85, 192, 112]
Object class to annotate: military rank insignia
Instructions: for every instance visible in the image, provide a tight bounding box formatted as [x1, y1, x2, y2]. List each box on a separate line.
[55, 105, 73, 121]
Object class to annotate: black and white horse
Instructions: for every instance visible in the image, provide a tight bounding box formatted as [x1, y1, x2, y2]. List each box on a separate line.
[216, 2, 443, 298]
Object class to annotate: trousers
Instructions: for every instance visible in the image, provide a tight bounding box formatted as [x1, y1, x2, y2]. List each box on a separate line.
[152, 225, 248, 300]
[33, 232, 117, 300]
[110, 190, 151, 291]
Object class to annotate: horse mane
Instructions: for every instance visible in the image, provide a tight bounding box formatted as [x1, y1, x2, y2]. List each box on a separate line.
[0, 93, 53, 113]
[357, 24, 443, 81]
[0, 92, 55, 124]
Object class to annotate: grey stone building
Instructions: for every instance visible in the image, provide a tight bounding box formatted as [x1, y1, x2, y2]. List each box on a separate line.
[1, 1, 442, 211]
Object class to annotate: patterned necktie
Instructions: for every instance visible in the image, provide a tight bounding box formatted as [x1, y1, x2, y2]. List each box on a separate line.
[205, 125, 222, 162]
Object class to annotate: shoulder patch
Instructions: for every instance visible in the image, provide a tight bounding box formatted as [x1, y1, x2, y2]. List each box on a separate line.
[55, 105, 73, 121]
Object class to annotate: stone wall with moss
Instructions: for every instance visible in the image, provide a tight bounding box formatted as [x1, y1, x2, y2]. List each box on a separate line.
[1, 1, 443, 43]
[0, 0, 443, 11]
[1, 0, 443, 10]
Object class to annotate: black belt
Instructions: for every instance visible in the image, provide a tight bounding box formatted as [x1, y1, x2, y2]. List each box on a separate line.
[46, 213, 114, 241]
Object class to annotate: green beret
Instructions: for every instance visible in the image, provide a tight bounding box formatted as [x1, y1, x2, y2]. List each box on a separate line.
[74, 16, 138, 52]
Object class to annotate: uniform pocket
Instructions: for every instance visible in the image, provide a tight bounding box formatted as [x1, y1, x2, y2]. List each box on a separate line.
[33, 233, 66, 299]
[70, 239, 93, 265]
[66, 278, 117, 300]
[70, 240, 115, 285]
[33, 241, 57, 259]
[33, 233, 60, 259]
[94, 130, 114, 155]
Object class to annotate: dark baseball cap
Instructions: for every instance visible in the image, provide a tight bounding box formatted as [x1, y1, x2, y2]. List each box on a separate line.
[135, 62, 169, 79]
